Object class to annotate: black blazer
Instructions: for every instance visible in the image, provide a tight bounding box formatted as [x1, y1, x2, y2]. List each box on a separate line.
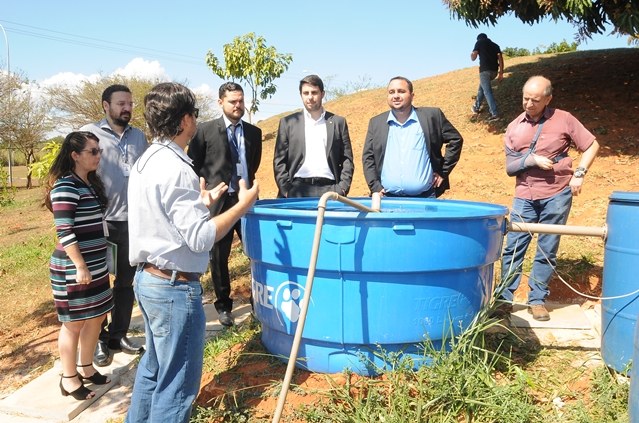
[187, 116, 262, 215]
[362, 107, 463, 197]
[273, 111, 354, 197]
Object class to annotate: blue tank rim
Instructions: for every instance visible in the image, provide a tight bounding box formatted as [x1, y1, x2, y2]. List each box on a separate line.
[247, 197, 508, 220]
[609, 191, 639, 203]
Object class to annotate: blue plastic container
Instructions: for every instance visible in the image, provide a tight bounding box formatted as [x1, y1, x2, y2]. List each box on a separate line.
[630, 315, 639, 422]
[243, 197, 507, 375]
[601, 191, 639, 373]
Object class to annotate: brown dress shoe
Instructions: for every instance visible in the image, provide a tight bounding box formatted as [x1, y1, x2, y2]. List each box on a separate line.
[528, 304, 550, 321]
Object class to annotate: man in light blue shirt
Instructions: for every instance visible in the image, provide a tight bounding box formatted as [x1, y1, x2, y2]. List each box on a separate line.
[363, 76, 463, 198]
[126, 82, 258, 423]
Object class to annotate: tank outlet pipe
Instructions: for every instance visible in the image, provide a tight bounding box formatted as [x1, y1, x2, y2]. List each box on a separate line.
[272, 192, 381, 423]
[507, 220, 607, 240]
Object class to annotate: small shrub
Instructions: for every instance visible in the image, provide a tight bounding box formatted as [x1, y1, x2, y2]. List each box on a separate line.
[0, 166, 16, 207]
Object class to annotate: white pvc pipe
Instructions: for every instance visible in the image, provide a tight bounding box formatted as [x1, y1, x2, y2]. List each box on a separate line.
[271, 192, 379, 423]
[508, 221, 607, 239]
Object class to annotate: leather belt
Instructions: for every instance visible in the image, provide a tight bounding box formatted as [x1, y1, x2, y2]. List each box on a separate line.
[294, 177, 335, 186]
[143, 263, 201, 282]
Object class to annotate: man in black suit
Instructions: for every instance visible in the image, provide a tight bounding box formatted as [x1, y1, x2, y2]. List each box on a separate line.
[362, 76, 463, 198]
[273, 74, 354, 198]
[188, 82, 262, 326]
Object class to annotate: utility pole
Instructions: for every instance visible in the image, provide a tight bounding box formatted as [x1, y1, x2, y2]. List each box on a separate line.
[0, 23, 12, 187]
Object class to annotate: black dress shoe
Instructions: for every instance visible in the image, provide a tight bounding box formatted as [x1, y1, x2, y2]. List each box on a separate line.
[93, 341, 112, 367]
[118, 336, 144, 355]
[218, 310, 234, 327]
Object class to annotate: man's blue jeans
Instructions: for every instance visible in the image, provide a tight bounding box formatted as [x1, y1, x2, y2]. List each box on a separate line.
[125, 269, 205, 423]
[474, 70, 499, 117]
[500, 187, 573, 305]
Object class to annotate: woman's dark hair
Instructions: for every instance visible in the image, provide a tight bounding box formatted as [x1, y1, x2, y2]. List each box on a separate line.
[44, 131, 108, 212]
[144, 82, 197, 140]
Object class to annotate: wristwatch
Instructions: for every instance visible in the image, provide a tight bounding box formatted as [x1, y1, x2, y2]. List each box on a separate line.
[573, 166, 588, 178]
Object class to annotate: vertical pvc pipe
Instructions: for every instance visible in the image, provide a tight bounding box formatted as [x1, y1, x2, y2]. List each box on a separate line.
[271, 192, 379, 423]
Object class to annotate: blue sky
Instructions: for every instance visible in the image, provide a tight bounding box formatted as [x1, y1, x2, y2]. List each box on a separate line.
[1, 1, 631, 122]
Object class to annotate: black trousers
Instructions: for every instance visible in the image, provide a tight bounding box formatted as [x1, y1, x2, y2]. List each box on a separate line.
[100, 220, 137, 344]
[210, 194, 242, 313]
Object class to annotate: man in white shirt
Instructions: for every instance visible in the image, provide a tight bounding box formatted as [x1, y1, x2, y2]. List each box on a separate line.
[273, 74, 354, 197]
[126, 82, 258, 423]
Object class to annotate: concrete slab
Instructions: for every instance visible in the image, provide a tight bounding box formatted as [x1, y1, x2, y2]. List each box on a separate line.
[0, 301, 251, 422]
[509, 302, 592, 329]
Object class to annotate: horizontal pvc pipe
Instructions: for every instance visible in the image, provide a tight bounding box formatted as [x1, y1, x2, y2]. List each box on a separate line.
[508, 221, 607, 240]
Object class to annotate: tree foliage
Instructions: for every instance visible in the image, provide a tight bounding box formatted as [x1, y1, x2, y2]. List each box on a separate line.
[29, 137, 62, 182]
[205, 32, 293, 120]
[443, 0, 639, 40]
[503, 38, 579, 57]
[0, 71, 54, 188]
[46, 75, 216, 140]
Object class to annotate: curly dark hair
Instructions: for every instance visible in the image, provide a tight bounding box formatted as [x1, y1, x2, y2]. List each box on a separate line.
[44, 131, 108, 212]
[143, 82, 197, 140]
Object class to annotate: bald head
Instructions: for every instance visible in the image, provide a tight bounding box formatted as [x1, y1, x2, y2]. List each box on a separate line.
[522, 76, 553, 121]
[523, 76, 553, 97]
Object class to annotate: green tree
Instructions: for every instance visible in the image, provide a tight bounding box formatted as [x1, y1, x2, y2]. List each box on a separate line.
[502, 46, 531, 57]
[205, 32, 293, 121]
[533, 39, 580, 54]
[29, 137, 62, 182]
[443, 0, 639, 40]
[0, 72, 53, 188]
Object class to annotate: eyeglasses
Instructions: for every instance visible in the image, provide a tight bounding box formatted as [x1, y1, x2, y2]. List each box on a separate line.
[81, 148, 104, 156]
[192, 108, 199, 118]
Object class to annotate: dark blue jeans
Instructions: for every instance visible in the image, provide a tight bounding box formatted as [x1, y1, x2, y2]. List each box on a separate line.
[500, 187, 573, 305]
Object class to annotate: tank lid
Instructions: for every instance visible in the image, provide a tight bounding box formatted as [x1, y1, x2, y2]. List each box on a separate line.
[609, 191, 639, 203]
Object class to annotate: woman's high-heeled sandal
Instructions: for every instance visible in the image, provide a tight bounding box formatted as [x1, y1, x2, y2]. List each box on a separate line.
[59, 374, 95, 400]
[77, 363, 110, 385]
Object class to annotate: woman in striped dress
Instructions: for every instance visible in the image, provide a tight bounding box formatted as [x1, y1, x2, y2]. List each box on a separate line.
[45, 131, 114, 401]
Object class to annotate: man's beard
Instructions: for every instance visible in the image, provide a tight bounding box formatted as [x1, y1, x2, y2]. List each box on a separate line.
[111, 113, 131, 127]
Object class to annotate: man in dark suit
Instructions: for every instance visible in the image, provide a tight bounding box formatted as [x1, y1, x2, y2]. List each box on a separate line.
[187, 82, 262, 326]
[273, 74, 354, 198]
[362, 76, 463, 198]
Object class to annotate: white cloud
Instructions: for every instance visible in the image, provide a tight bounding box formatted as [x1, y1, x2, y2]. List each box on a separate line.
[39, 71, 100, 89]
[192, 82, 216, 99]
[112, 57, 168, 80]
[38, 57, 169, 91]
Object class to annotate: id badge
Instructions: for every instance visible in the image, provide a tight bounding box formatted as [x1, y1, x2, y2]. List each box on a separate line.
[122, 163, 131, 177]
[103, 220, 110, 237]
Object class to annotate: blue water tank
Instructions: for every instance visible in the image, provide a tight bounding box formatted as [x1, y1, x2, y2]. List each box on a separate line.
[601, 191, 639, 373]
[243, 197, 507, 375]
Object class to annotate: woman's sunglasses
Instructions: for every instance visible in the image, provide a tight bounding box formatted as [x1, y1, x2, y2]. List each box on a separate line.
[81, 148, 104, 156]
